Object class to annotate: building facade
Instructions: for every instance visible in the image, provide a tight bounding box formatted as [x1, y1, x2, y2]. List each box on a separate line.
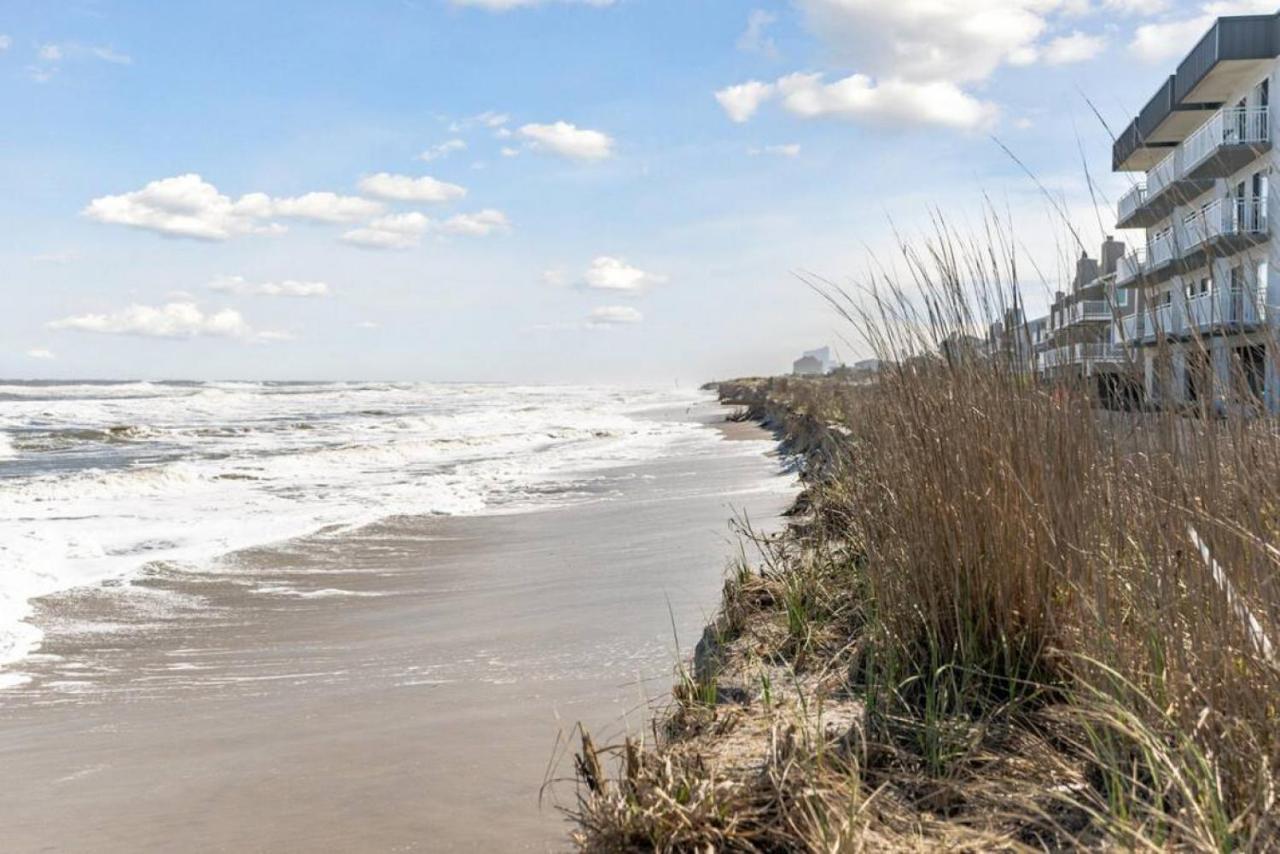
[1112, 12, 1278, 412]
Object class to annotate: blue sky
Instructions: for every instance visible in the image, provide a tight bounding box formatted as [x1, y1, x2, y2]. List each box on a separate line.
[1, 0, 1269, 383]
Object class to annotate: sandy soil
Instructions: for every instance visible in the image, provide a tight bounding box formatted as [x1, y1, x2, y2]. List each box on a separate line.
[0, 405, 794, 853]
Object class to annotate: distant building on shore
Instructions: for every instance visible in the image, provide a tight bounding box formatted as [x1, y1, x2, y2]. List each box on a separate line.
[793, 346, 837, 376]
[793, 354, 824, 376]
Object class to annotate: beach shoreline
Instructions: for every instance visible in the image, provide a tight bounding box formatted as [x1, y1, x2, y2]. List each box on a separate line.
[0, 401, 795, 852]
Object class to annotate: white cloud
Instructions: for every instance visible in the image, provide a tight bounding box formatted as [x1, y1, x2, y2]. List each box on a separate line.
[91, 46, 132, 65]
[342, 212, 432, 250]
[83, 174, 282, 240]
[342, 208, 510, 247]
[586, 305, 644, 326]
[541, 268, 568, 286]
[738, 10, 779, 57]
[208, 275, 331, 298]
[1043, 30, 1106, 64]
[1130, 2, 1274, 63]
[518, 122, 614, 160]
[715, 81, 775, 123]
[1105, 0, 1169, 13]
[48, 302, 282, 341]
[418, 139, 467, 161]
[748, 143, 801, 157]
[83, 175, 383, 239]
[357, 172, 467, 203]
[25, 348, 55, 360]
[266, 191, 383, 223]
[721, 1, 1113, 130]
[357, 320, 379, 329]
[583, 256, 667, 292]
[449, 0, 614, 9]
[438, 209, 511, 236]
[38, 44, 62, 62]
[0, 35, 11, 52]
[500, 146, 521, 157]
[775, 73, 999, 130]
[794, 0, 1060, 85]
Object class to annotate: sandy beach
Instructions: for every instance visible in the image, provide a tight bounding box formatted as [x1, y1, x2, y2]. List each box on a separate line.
[0, 404, 793, 852]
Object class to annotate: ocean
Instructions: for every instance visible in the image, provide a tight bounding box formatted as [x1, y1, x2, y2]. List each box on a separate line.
[0, 380, 760, 675]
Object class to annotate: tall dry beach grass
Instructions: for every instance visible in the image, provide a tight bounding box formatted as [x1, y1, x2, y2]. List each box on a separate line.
[566, 219, 1280, 851]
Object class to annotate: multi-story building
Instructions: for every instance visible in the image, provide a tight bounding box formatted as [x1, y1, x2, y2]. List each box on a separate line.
[1037, 239, 1139, 404]
[1112, 12, 1277, 411]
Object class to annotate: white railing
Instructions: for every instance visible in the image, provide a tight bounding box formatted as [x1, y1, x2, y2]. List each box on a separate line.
[1227, 286, 1267, 325]
[1182, 196, 1268, 252]
[1150, 230, 1177, 268]
[1122, 314, 1143, 342]
[1117, 247, 1147, 285]
[1153, 301, 1182, 334]
[1183, 106, 1270, 176]
[1040, 342, 1127, 368]
[1146, 147, 1181, 200]
[1183, 291, 1215, 330]
[1118, 183, 1147, 223]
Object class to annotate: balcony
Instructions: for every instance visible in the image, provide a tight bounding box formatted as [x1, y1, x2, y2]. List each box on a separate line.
[1182, 106, 1270, 181]
[1114, 12, 1280, 171]
[1129, 285, 1269, 345]
[1040, 343, 1127, 371]
[1117, 195, 1269, 287]
[1181, 196, 1269, 268]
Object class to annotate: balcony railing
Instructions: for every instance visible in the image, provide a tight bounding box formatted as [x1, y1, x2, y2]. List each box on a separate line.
[1121, 314, 1143, 343]
[1118, 183, 1147, 226]
[1115, 105, 1269, 228]
[1117, 247, 1147, 286]
[1146, 147, 1181, 201]
[1040, 342, 1127, 369]
[1117, 195, 1268, 287]
[1183, 106, 1270, 178]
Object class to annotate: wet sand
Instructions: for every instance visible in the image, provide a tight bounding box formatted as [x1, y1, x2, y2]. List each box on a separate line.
[0, 405, 794, 852]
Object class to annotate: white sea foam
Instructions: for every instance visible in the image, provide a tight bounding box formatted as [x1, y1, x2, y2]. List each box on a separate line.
[0, 382, 774, 671]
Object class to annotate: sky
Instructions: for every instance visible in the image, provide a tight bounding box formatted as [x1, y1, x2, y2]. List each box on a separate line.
[1, 0, 1274, 384]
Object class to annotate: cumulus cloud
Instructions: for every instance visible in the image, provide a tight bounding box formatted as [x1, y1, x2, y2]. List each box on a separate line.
[38, 44, 62, 62]
[748, 143, 801, 157]
[583, 257, 667, 292]
[342, 212, 433, 250]
[438, 209, 511, 236]
[341, 209, 508, 249]
[357, 172, 467, 203]
[0, 35, 11, 52]
[794, 0, 1056, 84]
[418, 139, 467, 161]
[1043, 30, 1107, 64]
[720, 1, 1115, 130]
[48, 302, 283, 341]
[586, 305, 644, 327]
[738, 10, 780, 57]
[518, 122, 614, 160]
[264, 191, 383, 223]
[208, 275, 331, 298]
[83, 174, 383, 240]
[715, 81, 775, 123]
[25, 348, 55, 360]
[1130, 1, 1273, 63]
[775, 73, 999, 130]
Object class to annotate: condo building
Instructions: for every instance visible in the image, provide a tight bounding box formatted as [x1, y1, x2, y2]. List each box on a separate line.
[1112, 11, 1278, 410]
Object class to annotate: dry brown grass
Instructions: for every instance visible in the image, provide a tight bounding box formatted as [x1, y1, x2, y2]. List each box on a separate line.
[565, 219, 1280, 851]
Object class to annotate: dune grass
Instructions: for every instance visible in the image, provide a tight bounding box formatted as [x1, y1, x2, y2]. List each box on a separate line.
[565, 220, 1280, 851]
